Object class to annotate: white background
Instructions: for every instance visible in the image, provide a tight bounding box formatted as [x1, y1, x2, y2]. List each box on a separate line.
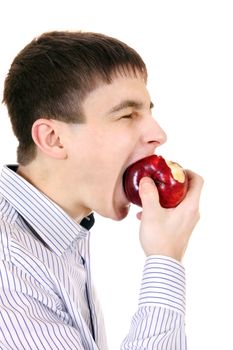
[0, 1, 233, 349]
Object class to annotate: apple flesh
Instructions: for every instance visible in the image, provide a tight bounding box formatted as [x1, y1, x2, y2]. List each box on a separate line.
[123, 155, 188, 208]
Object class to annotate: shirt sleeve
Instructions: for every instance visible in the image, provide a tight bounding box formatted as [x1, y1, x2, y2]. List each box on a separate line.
[121, 256, 187, 350]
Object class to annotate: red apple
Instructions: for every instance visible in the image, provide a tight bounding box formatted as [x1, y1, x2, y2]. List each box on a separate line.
[123, 155, 188, 208]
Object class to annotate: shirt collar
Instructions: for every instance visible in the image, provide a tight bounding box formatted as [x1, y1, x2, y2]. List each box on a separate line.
[0, 165, 93, 255]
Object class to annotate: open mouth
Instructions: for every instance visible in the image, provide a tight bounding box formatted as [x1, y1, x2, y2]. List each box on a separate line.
[122, 170, 127, 194]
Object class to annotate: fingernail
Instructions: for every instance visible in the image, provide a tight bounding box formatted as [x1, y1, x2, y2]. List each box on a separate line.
[140, 177, 153, 189]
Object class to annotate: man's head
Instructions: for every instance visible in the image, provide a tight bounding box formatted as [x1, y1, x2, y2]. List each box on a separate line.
[3, 31, 167, 221]
[3, 31, 147, 165]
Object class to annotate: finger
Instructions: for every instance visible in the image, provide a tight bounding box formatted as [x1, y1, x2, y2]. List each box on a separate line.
[138, 177, 161, 213]
[183, 170, 204, 204]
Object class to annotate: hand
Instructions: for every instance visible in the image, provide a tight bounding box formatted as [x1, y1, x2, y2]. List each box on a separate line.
[137, 170, 204, 262]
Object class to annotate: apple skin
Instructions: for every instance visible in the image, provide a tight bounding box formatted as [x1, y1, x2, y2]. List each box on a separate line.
[123, 155, 188, 208]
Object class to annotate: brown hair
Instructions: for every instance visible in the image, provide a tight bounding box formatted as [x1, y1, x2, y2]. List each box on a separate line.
[3, 31, 147, 165]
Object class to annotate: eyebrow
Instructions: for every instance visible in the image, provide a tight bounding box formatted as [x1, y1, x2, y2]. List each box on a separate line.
[108, 100, 154, 114]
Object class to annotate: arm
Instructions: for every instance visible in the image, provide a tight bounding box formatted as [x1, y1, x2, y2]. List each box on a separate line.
[121, 170, 203, 350]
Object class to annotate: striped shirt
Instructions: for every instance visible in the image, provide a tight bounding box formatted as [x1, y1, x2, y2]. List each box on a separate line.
[0, 165, 186, 350]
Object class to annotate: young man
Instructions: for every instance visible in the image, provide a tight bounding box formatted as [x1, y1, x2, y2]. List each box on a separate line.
[0, 31, 203, 350]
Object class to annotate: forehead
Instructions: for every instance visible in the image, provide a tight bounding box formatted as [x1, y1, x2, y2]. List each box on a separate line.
[82, 73, 150, 116]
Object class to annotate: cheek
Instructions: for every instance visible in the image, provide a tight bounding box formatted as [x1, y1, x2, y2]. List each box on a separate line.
[75, 126, 138, 180]
[82, 148, 124, 197]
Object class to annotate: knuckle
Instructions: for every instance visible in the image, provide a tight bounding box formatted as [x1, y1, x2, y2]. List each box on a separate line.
[195, 211, 201, 222]
[187, 203, 200, 217]
[199, 175, 204, 186]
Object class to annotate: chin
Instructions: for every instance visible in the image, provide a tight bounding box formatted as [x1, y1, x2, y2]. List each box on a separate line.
[95, 203, 130, 221]
[101, 204, 130, 221]
[113, 204, 131, 221]
[109, 183, 131, 220]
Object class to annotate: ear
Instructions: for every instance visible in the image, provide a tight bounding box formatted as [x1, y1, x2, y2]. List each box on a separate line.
[31, 118, 67, 159]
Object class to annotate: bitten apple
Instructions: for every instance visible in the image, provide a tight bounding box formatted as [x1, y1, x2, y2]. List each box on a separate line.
[123, 155, 188, 208]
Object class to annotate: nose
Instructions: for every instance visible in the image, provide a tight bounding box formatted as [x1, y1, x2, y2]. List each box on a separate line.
[142, 115, 167, 147]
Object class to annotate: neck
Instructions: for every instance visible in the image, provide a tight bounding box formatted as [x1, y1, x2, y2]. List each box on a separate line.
[17, 161, 91, 221]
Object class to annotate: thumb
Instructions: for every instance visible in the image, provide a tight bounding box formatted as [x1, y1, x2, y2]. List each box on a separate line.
[139, 177, 160, 212]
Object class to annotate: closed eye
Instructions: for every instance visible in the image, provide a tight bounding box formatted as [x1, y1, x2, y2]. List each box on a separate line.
[121, 114, 133, 119]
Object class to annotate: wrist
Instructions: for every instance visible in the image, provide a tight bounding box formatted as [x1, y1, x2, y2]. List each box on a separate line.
[146, 254, 185, 266]
[142, 243, 186, 262]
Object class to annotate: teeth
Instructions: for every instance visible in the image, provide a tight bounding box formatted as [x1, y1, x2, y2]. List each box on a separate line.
[165, 160, 185, 183]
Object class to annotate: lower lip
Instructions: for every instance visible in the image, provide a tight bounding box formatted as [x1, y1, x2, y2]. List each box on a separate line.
[120, 179, 131, 205]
